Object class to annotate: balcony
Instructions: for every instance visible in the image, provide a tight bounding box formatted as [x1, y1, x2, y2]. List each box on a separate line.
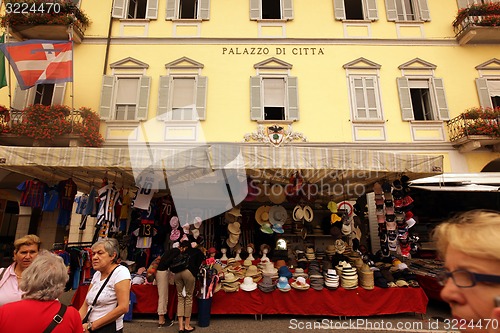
[453, 3, 500, 45]
[0, 1, 90, 43]
[0, 105, 103, 147]
[447, 107, 500, 152]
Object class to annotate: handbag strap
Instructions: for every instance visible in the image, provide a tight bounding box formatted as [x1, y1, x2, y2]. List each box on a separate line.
[42, 303, 67, 333]
[85, 264, 120, 318]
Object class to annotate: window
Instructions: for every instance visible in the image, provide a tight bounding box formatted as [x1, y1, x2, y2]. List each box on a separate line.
[100, 76, 150, 121]
[157, 57, 207, 121]
[476, 79, 500, 108]
[112, 0, 158, 19]
[251, 76, 298, 121]
[250, 0, 294, 20]
[165, 0, 211, 20]
[115, 78, 140, 120]
[334, 0, 378, 21]
[349, 76, 382, 120]
[12, 83, 66, 110]
[385, 0, 430, 22]
[397, 78, 449, 121]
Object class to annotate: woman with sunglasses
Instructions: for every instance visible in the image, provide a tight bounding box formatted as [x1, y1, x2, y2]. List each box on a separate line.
[433, 209, 500, 332]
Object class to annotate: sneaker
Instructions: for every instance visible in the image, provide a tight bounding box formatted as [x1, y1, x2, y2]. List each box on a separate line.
[167, 320, 175, 327]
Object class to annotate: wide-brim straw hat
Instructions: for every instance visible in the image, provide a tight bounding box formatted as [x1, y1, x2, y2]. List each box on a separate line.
[269, 184, 286, 204]
[245, 265, 260, 277]
[303, 205, 314, 222]
[269, 205, 288, 225]
[255, 205, 271, 225]
[228, 221, 241, 235]
[292, 205, 304, 221]
[223, 272, 239, 283]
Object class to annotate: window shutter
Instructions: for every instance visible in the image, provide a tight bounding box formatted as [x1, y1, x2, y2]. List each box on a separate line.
[12, 84, 28, 110]
[146, 0, 159, 19]
[137, 76, 151, 120]
[99, 75, 114, 120]
[457, 0, 469, 9]
[433, 78, 449, 120]
[333, 0, 345, 20]
[397, 77, 414, 121]
[287, 76, 299, 121]
[417, 0, 431, 21]
[165, 0, 176, 19]
[157, 75, 170, 118]
[365, 77, 380, 118]
[250, 76, 263, 120]
[476, 78, 493, 108]
[200, 0, 210, 20]
[112, 0, 126, 18]
[366, 0, 379, 20]
[250, 0, 260, 20]
[52, 83, 66, 105]
[282, 0, 294, 20]
[196, 76, 207, 120]
[384, 0, 397, 21]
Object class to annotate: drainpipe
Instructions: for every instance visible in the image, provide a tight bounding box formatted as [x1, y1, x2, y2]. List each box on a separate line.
[103, 0, 114, 75]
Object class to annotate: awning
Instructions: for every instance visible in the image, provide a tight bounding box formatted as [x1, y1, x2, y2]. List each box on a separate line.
[0, 144, 444, 200]
[409, 172, 500, 192]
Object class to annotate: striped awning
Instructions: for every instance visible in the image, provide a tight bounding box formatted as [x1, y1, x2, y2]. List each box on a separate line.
[0, 144, 443, 199]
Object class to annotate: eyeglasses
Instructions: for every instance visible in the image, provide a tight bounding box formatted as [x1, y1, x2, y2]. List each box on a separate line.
[438, 269, 500, 288]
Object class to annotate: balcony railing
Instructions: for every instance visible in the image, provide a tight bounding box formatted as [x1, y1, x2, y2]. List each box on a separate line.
[453, 5, 500, 45]
[447, 111, 500, 152]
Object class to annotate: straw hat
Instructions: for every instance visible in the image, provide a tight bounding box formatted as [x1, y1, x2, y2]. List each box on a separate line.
[303, 205, 314, 222]
[260, 222, 273, 234]
[291, 276, 310, 290]
[269, 184, 286, 204]
[255, 205, 271, 225]
[243, 259, 253, 267]
[225, 207, 242, 223]
[228, 221, 241, 235]
[245, 265, 260, 277]
[292, 205, 304, 221]
[223, 272, 239, 283]
[269, 205, 288, 225]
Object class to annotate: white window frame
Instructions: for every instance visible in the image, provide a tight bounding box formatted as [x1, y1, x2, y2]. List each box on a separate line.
[112, 0, 159, 20]
[385, 0, 430, 22]
[476, 77, 500, 109]
[113, 76, 141, 121]
[167, 76, 198, 121]
[250, 0, 294, 21]
[334, 0, 378, 21]
[165, 0, 210, 20]
[12, 83, 66, 110]
[262, 76, 287, 121]
[348, 75, 383, 121]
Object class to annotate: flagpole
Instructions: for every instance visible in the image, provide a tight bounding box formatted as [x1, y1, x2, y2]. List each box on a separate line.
[69, 27, 74, 132]
[5, 27, 12, 118]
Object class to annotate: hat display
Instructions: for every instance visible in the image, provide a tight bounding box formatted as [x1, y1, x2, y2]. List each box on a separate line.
[255, 205, 271, 225]
[269, 205, 287, 225]
[223, 272, 239, 283]
[291, 276, 310, 290]
[245, 265, 260, 277]
[292, 205, 304, 221]
[292, 267, 308, 279]
[277, 276, 291, 292]
[258, 275, 276, 293]
[303, 205, 314, 222]
[269, 184, 286, 204]
[262, 262, 278, 276]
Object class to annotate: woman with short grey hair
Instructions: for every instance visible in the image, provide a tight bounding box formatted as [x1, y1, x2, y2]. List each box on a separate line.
[0, 251, 82, 332]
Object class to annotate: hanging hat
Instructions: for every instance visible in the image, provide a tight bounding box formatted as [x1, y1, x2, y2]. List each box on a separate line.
[269, 184, 286, 204]
[193, 216, 203, 229]
[260, 222, 273, 234]
[292, 205, 304, 221]
[269, 205, 287, 225]
[169, 216, 179, 229]
[327, 201, 338, 213]
[303, 205, 314, 222]
[170, 229, 181, 241]
[228, 221, 241, 235]
[225, 207, 242, 223]
[272, 224, 284, 234]
[331, 213, 342, 223]
[192, 229, 200, 239]
[255, 205, 271, 225]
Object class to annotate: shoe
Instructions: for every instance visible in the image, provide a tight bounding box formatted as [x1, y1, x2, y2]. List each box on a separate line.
[185, 328, 196, 333]
[167, 320, 175, 327]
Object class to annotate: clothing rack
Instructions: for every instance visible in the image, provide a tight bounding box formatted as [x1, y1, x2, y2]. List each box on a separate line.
[52, 241, 93, 251]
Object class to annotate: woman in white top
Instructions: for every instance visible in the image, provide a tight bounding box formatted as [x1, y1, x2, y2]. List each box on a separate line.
[79, 238, 131, 333]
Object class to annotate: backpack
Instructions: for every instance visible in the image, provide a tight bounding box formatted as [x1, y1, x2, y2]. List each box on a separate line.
[169, 253, 190, 273]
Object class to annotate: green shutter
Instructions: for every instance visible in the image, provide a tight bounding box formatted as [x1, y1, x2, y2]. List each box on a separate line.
[282, 0, 294, 20]
[157, 75, 170, 118]
[52, 83, 66, 105]
[287, 76, 299, 121]
[457, 0, 469, 9]
[333, 0, 345, 20]
[250, 0, 260, 20]
[385, 0, 397, 21]
[146, 0, 158, 19]
[418, 0, 430, 21]
[200, 0, 210, 20]
[12, 84, 28, 110]
[250, 76, 263, 120]
[165, 0, 176, 19]
[366, 0, 379, 20]
[397, 77, 414, 121]
[476, 78, 493, 108]
[112, 0, 125, 18]
[137, 76, 151, 120]
[99, 75, 114, 120]
[196, 76, 207, 120]
[433, 78, 449, 121]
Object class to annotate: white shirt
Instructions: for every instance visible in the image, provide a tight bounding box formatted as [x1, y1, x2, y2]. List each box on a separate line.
[85, 265, 131, 330]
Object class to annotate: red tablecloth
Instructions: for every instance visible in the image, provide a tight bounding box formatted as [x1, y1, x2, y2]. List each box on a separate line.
[72, 284, 428, 318]
[415, 274, 444, 302]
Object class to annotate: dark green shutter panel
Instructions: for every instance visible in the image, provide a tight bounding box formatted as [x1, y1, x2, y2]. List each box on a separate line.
[366, 0, 378, 20]
[99, 75, 114, 120]
[397, 77, 414, 121]
[52, 83, 66, 105]
[146, 0, 158, 19]
[137, 76, 151, 120]
[385, 0, 397, 21]
[166, 0, 176, 19]
[112, 0, 125, 18]
[418, 0, 430, 21]
[287, 76, 299, 121]
[196, 76, 207, 120]
[476, 78, 493, 108]
[157, 75, 170, 118]
[250, 76, 263, 120]
[200, 0, 210, 20]
[433, 78, 449, 120]
[282, 0, 293, 20]
[12, 84, 28, 110]
[333, 0, 345, 20]
[250, 0, 260, 20]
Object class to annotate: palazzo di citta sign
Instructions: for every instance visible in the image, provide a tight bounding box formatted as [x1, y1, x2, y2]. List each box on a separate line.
[221, 47, 325, 55]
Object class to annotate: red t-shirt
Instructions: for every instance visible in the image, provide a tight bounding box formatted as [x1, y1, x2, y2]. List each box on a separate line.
[0, 299, 82, 333]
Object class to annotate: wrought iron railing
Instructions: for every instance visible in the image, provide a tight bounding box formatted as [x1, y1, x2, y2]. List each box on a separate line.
[447, 113, 500, 142]
[0, 108, 84, 133]
[453, 12, 500, 36]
